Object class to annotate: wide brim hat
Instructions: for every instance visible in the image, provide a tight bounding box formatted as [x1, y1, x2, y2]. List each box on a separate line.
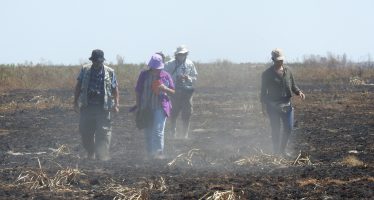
[174, 45, 189, 55]
[148, 54, 164, 69]
[89, 49, 106, 62]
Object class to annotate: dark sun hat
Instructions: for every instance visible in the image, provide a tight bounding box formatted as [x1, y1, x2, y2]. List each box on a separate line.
[89, 49, 106, 62]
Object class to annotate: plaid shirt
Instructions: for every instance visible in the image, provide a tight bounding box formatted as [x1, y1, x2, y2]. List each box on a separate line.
[77, 66, 117, 105]
[89, 67, 105, 94]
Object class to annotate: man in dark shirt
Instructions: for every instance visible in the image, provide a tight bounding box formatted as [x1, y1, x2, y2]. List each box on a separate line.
[260, 48, 305, 157]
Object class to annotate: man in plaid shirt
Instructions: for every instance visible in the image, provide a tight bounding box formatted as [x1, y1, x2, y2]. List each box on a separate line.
[74, 49, 119, 161]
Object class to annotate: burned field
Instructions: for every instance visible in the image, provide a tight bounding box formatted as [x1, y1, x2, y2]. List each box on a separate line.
[0, 85, 373, 199]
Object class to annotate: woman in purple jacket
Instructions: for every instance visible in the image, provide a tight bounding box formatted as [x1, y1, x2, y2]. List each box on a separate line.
[135, 53, 175, 159]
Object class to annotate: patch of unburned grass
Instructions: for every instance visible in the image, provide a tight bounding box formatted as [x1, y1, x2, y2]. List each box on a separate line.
[341, 155, 365, 167]
[16, 158, 85, 191]
[200, 186, 243, 200]
[0, 95, 71, 113]
[297, 177, 373, 187]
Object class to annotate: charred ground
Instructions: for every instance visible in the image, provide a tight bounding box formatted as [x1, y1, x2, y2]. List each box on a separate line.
[0, 84, 373, 199]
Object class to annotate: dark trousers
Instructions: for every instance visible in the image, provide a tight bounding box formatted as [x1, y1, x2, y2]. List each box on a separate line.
[79, 104, 112, 160]
[170, 90, 193, 138]
[266, 105, 294, 154]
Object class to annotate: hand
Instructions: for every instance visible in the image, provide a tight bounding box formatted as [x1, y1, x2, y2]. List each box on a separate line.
[158, 84, 167, 91]
[178, 75, 188, 80]
[299, 92, 306, 100]
[73, 102, 79, 113]
[113, 105, 119, 113]
[183, 75, 189, 80]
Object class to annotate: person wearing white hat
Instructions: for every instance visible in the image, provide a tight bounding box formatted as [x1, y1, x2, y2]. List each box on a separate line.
[165, 45, 198, 139]
[260, 48, 305, 157]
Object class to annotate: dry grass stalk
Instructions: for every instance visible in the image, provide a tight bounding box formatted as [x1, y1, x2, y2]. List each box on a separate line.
[7, 150, 47, 156]
[293, 151, 312, 166]
[105, 180, 150, 200]
[349, 76, 366, 86]
[142, 176, 167, 192]
[234, 149, 289, 166]
[16, 158, 85, 190]
[167, 149, 207, 167]
[16, 158, 49, 190]
[242, 103, 254, 113]
[50, 144, 71, 157]
[105, 176, 168, 199]
[234, 150, 313, 167]
[52, 168, 85, 187]
[16, 167, 85, 190]
[202, 187, 241, 200]
[16, 168, 50, 190]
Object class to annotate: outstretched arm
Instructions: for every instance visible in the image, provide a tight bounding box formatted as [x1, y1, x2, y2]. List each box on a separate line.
[290, 72, 305, 100]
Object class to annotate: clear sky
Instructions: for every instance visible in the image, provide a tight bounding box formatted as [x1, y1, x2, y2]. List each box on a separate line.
[1, 0, 373, 65]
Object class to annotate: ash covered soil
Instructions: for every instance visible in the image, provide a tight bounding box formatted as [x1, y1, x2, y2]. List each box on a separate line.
[0, 85, 373, 199]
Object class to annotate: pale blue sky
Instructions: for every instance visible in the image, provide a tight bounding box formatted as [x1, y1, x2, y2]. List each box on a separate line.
[1, 0, 373, 65]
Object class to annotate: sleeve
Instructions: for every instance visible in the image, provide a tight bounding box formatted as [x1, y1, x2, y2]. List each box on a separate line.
[290, 71, 301, 95]
[260, 72, 267, 103]
[188, 62, 198, 83]
[167, 73, 175, 90]
[111, 72, 118, 89]
[135, 71, 146, 95]
[77, 68, 84, 84]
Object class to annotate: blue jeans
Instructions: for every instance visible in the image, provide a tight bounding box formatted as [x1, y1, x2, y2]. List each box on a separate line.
[144, 108, 167, 156]
[266, 104, 294, 154]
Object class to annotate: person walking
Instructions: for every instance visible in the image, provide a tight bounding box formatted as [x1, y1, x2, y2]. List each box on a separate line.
[73, 49, 119, 161]
[165, 45, 198, 139]
[260, 48, 305, 157]
[135, 53, 175, 159]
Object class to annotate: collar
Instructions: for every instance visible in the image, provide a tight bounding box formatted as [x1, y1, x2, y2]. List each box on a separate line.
[91, 64, 104, 72]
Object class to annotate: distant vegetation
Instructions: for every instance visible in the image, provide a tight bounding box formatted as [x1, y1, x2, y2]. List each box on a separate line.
[0, 54, 373, 92]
